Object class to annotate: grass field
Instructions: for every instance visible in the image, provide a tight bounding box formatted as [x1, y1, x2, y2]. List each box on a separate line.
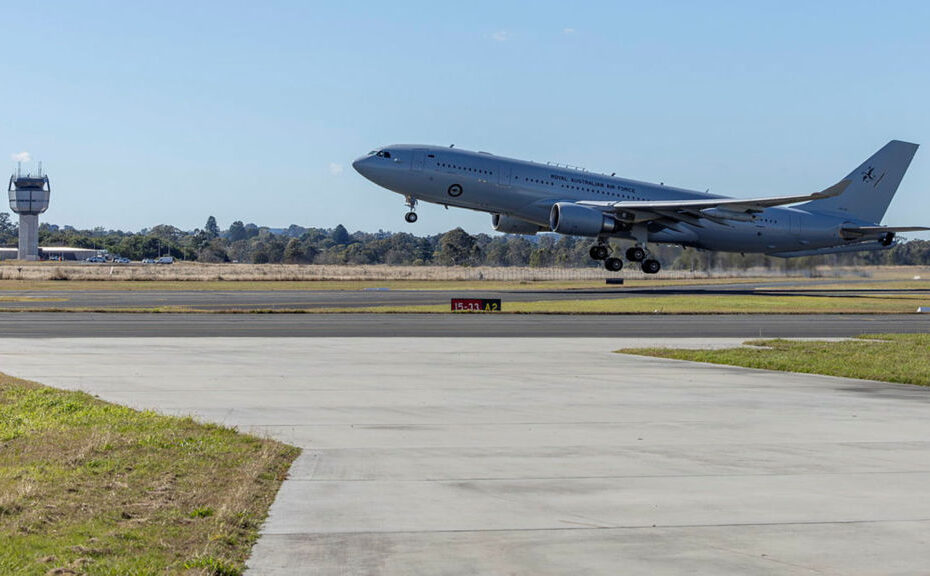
[0, 291, 926, 314]
[1, 261, 924, 285]
[0, 374, 299, 575]
[303, 291, 930, 314]
[619, 333, 930, 386]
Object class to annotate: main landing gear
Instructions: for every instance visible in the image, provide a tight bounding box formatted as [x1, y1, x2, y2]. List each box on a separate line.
[589, 242, 625, 272]
[403, 196, 418, 223]
[623, 245, 661, 274]
[589, 242, 661, 274]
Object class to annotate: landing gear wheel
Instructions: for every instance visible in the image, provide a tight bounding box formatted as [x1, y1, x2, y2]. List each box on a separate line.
[589, 245, 609, 260]
[404, 211, 418, 223]
[641, 259, 661, 274]
[604, 257, 624, 272]
[626, 246, 646, 262]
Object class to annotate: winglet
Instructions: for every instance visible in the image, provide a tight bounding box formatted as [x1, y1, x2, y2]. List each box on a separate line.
[812, 179, 851, 200]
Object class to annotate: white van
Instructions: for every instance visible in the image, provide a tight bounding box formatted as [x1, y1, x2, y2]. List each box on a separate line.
[155, 256, 174, 264]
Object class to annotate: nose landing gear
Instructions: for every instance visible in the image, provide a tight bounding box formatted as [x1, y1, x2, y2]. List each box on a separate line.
[403, 196, 418, 224]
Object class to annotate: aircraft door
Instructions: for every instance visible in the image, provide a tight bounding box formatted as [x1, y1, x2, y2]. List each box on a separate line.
[498, 163, 512, 187]
[411, 149, 427, 171]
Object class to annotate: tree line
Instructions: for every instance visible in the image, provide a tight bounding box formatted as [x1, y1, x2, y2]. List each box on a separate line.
[2, 213, 930, 269]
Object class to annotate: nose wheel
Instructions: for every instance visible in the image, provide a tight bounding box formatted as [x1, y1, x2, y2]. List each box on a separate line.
[403, 196, 418, 224]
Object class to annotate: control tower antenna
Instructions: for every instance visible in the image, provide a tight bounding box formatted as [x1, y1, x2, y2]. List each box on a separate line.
[8, 161, 51, 261]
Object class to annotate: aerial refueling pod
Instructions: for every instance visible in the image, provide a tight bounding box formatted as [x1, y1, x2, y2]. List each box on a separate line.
[549, 202, 620, 236]
[491, 213, 543, 235]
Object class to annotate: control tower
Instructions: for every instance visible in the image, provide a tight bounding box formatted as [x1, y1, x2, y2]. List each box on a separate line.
[8, 163, 50, 261]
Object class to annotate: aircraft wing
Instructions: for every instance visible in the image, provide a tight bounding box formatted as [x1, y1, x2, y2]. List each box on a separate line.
[576, 179, 851, 226]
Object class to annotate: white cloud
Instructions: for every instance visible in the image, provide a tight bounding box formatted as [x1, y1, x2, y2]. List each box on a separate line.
[11, 151, 31, 163]
[563, 27, 576, 35]
[491, 30, 509, 42]
[329, 162, 344, 176]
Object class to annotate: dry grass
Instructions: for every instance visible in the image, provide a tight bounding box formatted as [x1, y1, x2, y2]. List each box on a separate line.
[0, 261, 919, 284]
[0, 374, 299, 575]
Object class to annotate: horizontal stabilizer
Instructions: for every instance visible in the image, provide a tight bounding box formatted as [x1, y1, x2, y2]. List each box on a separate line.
[840, 225, 930, 240]
[768, 240, 894, 258]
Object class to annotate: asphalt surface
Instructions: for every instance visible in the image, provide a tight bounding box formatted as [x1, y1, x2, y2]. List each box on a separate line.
[3, 338, 930, 575]
[3, 279, 928, 311]
[1, 312, 927, 337]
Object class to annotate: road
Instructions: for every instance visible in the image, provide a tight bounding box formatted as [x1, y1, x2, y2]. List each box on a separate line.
[0, 312, 927, 337]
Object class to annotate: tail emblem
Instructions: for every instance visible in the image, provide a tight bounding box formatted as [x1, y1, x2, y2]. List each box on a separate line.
[860, 166, 885, 188]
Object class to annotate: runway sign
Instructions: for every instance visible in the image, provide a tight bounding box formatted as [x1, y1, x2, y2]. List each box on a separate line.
[451, 298, 501, 312]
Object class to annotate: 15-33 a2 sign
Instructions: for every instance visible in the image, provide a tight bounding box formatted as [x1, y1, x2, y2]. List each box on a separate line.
[451, 298, 501, 312]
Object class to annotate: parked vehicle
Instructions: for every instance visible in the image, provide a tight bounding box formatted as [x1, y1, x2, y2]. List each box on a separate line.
[142, 258, 155, 264]
[113, 257, 131, 264]
[85, 256, 107, 263]
[155, 256, 174, 264]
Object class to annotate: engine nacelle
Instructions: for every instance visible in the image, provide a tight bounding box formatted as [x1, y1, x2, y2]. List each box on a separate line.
[491, 214, 542, 235]
[549, 202, 620, 237]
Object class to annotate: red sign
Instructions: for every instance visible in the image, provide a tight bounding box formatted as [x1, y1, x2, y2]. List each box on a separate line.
[451, 298, 501, 312]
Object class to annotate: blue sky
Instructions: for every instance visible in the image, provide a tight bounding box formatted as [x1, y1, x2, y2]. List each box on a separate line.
[3, 1, 929, 238]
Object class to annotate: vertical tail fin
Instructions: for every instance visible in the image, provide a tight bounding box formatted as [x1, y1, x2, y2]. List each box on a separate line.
[802, 140, 918, 223]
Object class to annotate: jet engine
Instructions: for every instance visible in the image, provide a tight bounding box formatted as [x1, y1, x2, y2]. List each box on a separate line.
[491, 214, 543, 235]
[549, 202, 620, 236]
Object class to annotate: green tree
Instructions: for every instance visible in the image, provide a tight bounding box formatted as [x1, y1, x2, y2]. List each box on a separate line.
[283, 238, 304, 263]
[228, 221, 247, 242]
[331, 224, 350, 245]
[0, 212, 16, 245]
[205, 216, 220, 239]
[437, 228, 479, 266]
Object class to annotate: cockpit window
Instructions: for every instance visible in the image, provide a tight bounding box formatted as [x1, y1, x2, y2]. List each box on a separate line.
[376, 150, 392, 158]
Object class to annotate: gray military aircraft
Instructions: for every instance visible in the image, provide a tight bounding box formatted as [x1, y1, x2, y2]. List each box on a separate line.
[353, 141, 926, 273]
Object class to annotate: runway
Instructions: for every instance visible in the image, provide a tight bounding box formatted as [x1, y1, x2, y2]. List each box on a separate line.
[2, 278, 928, 311]
[1, 312, 928, 338]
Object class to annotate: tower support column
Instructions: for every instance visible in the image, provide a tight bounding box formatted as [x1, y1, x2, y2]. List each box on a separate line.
[18, 214, 39, 261]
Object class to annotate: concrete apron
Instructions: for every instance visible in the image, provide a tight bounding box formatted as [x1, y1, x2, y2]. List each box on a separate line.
[1, 337, 930, 575]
